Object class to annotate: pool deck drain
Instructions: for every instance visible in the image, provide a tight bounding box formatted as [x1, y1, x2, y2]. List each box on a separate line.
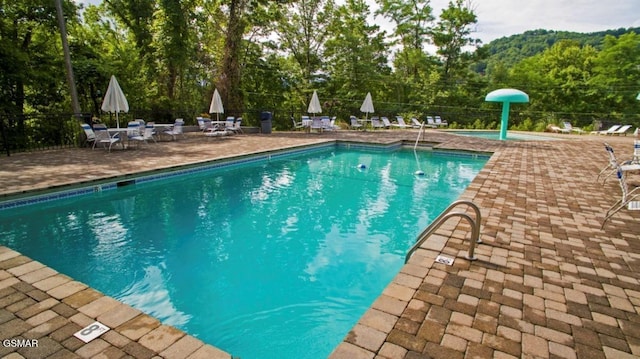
[1, 129, 639, 358]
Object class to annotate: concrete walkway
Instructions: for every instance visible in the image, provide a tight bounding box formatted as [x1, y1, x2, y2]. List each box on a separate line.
[1, 129, 639, 358]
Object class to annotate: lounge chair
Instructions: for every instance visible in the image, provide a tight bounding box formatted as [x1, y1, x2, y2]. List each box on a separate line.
[380, 117, 392, 128]
[550, 125, 570, 134]
[80, 123, 96, 147]
[610, 124, 632, 136]
[591, 124, 620, 135]
[435, 116, 448, 127]
[410, 118, 423, 128]
[93, 124, 120, 152]
[204, 126, 228, 137]
[425, 116, 437, 128]
[601, 165, 640, 228]
[562, 121, 583, 134]
[371, 117, 385, 129]
[392, 116, 410, 129]
[349, 116, 363, 130]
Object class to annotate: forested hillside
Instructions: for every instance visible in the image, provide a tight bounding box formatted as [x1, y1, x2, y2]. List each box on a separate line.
[479, 27, 640, 71]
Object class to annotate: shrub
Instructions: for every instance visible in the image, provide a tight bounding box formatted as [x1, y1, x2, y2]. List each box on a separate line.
[471, 119, 485, 129]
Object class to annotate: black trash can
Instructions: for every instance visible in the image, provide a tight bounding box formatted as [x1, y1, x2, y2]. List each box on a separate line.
[260, 111, 272, 134]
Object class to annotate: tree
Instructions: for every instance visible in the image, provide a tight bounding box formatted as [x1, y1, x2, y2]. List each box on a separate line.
[509, 40, 598, 123]
[217, 0, 248, 116]
[376, 0, 433, 81]
[432, 0, 479, 79]
[270, 0, 335, 111]
[0, 0, 74, 116]
[323, 0, 390, 115]
[589, 32, 640, 117]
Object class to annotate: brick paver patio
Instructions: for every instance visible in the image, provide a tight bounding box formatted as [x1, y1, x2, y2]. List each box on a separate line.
[1, 128, 639, 358]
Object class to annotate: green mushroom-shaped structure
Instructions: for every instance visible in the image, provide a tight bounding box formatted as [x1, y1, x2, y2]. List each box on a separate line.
[485, 89, 529, 140]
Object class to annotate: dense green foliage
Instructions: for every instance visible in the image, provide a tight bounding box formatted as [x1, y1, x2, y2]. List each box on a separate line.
[1, 0, 639, 133]
[480, 27, 640, 70]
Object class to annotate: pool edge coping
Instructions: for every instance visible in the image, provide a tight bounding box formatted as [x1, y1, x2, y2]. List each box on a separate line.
[1, 140, 493, 211]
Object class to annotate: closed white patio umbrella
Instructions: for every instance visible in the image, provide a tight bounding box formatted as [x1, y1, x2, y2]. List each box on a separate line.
[209, 88, 224, 121]
[360, 92, 374, 120]
[101, 75, 129, 128]
[307, 90, 322, 115]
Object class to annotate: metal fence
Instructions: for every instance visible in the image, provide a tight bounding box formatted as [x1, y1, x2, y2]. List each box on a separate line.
[3, 109, 637, 155]
[0, 114, 83, 156]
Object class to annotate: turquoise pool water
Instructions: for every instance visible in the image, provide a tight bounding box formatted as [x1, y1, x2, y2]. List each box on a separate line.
[449, 130, 557, 141]
[0, 146, 487, 359]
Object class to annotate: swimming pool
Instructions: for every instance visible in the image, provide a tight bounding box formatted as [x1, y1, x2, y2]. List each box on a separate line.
[0, 145, 487, 358]
[449, 130, 557, 141]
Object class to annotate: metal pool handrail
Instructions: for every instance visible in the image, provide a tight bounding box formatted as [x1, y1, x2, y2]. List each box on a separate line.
[405, 200, 482, 263]
[413, 120, 426, 150]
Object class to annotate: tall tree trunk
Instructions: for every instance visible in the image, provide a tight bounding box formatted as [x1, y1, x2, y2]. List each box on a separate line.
[218, 0, 246, 117]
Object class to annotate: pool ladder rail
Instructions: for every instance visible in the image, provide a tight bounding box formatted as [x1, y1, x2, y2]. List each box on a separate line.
[405, 200, 482, 263]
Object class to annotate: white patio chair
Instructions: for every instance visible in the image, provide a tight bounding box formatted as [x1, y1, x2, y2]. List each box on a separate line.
[425, 116, 437, 128]
[228, 117, 243, 134]
[129, 122, 156, 146]
[349, 116, 363, 130]
[291, 116, 305, 130]
[435, 116, 448, 127]
[410, 118, 423, 128]
[310, 117, 324, 132]
[164, 120, 184, 141]
[371, 117, 385, 129]
[597, 142, 640, 185]
[601, 165, 640, 228]
[225, 116, 235, 131]
[197, 117, 213, 132]
[93, 124, 120, 152]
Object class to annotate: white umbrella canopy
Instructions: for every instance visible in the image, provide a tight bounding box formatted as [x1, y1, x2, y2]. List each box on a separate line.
[360, 92, 374, 119]
[101, 75, 129, 128]
[209, 88, 224, 121]
[307, 90, 322, 115]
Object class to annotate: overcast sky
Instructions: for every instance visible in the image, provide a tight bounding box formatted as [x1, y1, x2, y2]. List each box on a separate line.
[426, 0, 640, 44]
